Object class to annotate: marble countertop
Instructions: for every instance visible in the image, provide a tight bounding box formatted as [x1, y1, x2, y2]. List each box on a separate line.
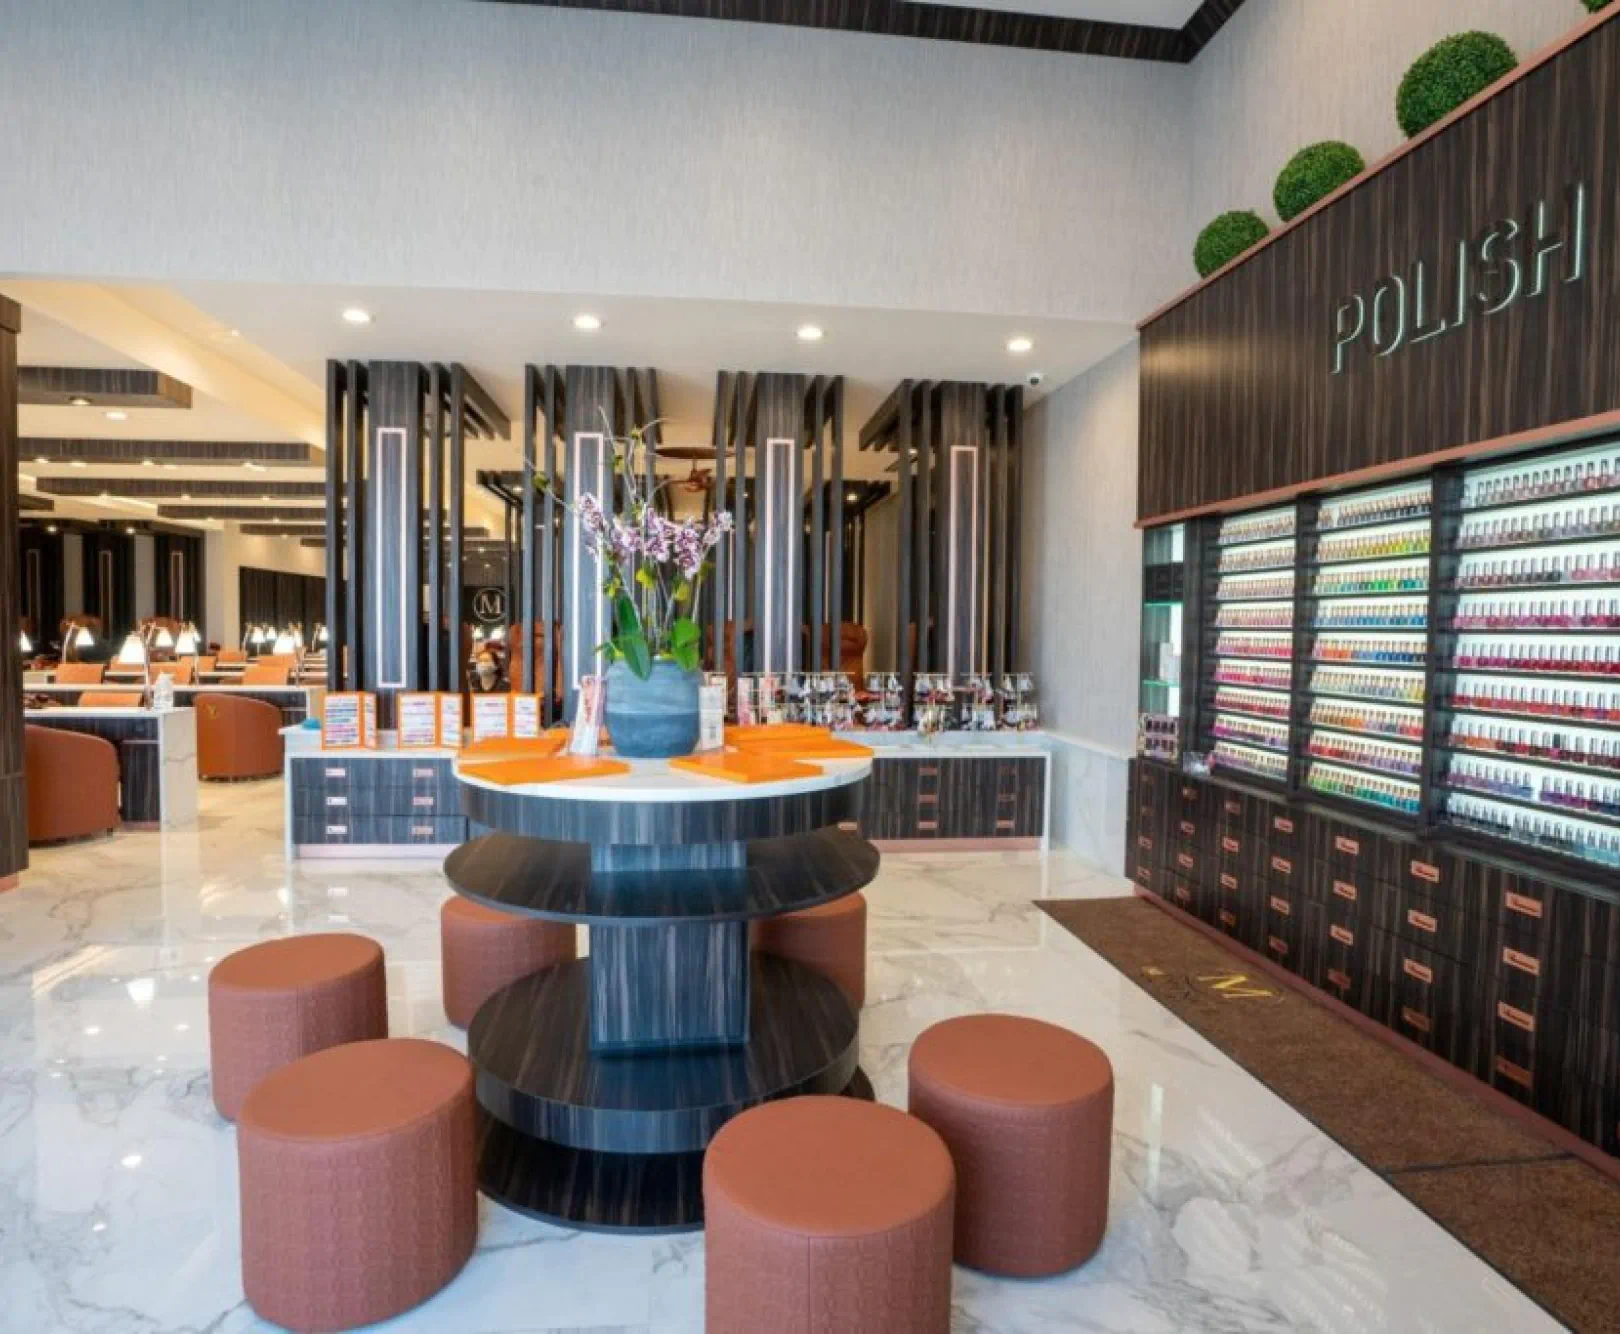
[26, 706, 194, 721]
[836, 729, 1051, 758]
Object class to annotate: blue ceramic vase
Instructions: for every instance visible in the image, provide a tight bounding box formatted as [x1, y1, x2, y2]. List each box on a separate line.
[603, 658, 701, 758]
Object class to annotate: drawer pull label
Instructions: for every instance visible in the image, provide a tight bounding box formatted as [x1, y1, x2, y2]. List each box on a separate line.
[1219, 873, 1238, 891]
[1330, 925, 1354, 947]
[1269, 895, 1291, 916]
[1402, 958, 1433, 984]
[1327, 968, 1352, 990]
[1333, 880, 1358, 902]
[326, 796, 348, 807]
[1273, 816, 1294, 835]
[1400, 1006, 1432, 1034]
[1497, 1002, 1535, 1033]
[325, 824, 348, 835]
[1268, 935, 1288, 957]
[1221, 836, 1240, 854]
[1177, 853, 1194, 870]
[1335, 835, 1360, 857]
[1505, 891, 1543, 920]
[1410, 860, 1440, 884]
[1503, 947, 1541, 977]
[324, 767, 347, 779]
[412, 767, 435, 779]
[412, 825, 434, 836]
[1495, 1056, 1532, 1089]
[412, 796, 434, 807]
[1271, 856, 1292, 875]
[1407, 910, 1438, 935]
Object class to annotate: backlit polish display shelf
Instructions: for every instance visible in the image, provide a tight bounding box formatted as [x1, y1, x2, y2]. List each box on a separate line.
[1301, 481, 1432, 819]
[1205, 507, 1296, 784]
[1437, 441, 1620, 872]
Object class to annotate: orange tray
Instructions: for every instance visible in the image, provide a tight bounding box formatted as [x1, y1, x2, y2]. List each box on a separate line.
[724, 723, 827, 743]
[669, 751, 824, 784]
[460, 755, 629, 786]
[461, 731, 569, 759]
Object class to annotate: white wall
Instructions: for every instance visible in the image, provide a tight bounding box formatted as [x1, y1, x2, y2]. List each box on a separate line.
[204, 526, 324, 649]
[0, 0, 1191, 326]
[1019, 341, 1140, 872]
[1187, 0, 1575, 235]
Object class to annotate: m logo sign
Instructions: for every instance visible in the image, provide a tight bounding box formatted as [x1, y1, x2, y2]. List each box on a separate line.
[471, 587, 507, 625]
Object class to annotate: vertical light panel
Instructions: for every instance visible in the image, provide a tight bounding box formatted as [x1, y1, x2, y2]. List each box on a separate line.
[372, 425, 409, 689]
[567, 430, 610, 693]
[947, 443, 981, 677]
[759, 436, 796, 674]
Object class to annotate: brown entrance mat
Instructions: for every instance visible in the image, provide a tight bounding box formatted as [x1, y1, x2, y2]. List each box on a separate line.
[1041, 895, 1620, 1334]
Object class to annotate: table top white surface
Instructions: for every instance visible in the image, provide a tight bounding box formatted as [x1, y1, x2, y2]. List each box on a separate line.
[454, 753, 872, 804]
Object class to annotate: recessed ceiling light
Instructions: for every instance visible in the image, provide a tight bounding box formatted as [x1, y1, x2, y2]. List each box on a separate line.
[46, 525, 58, 534]
[1006, 336, 1034, 354]
[34, 455, 47, 464]
[243, 460, 265, 472]
[572, 313, 602, 332]
[105, 410, 128, 421]
[845, 491, 858, 503]
[68, 395, 92, 407]
[142, 458, 154, 467]
[163, 463, 178, 470]
[124, 526, 135, 535]
[797, 324, 825, 343]
[69, 460, 87, 469]
[341, 307, 372, 325]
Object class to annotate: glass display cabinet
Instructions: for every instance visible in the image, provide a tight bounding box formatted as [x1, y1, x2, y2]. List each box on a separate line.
[1138, 523, 1186, 763]
[1302, 479, 1432, 819]
[1204, 506, 1296, 785]
[1435, 439, 1620, 871]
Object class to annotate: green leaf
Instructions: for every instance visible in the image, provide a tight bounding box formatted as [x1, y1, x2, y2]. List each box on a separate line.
[614, 594, 652, 679]
[671, 641, 700, 673]
[671, 618, 700, 650]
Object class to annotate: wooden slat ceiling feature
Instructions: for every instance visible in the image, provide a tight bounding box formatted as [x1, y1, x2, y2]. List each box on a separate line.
[19, 367, 193, 409]
[18, 493, 54, 512]
[483, 0, 1246, 60]
[154, 504, 326, 521]
[299, 536, 509, 550]
[21, 438, 316, 466]
[37, 478, 326, 499]
[241, 522, 492, 538]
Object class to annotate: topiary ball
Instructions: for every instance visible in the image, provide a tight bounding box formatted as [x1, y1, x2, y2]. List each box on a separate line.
[1193, 211, 1270, 279]
[1396, 32, 1517, 138]
[1273, 142, 1366, 222]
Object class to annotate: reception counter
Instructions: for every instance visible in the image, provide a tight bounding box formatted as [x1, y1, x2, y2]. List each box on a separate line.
[281, 727, 1050, 859]
[25, 681, 324, 726]
[25, 706, 199, 829]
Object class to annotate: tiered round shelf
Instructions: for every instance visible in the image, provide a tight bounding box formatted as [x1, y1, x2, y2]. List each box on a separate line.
[448, 754, 877, 1233]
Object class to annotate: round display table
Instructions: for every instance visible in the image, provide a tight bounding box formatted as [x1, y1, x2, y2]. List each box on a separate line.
[448, 754, 877, 1232]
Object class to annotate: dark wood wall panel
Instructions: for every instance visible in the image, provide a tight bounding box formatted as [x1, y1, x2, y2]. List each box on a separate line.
[79, 531, 135, 643]
[239, 566, 325, 642]
[1138, 16, 1620, 522]
[0, 297, 23, 882]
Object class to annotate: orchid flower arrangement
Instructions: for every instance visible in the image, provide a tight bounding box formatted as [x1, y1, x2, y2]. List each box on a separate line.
[535, 418, 732, 680]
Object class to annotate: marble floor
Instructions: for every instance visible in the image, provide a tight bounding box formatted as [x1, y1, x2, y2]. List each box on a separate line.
[0, 781, 1563, 1334]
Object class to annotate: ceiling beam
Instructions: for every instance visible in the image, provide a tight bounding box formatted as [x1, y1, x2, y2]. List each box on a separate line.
[1, 280, 324, 451]
[481, 0, 1247, 62]
[18, 493, 54, 512]
[242, 522, 491, 538]
[19, 367, 193, 409]
[20, 438, 315, 467]
[39, 477, 325, 499]
[156, 504, 326, 521]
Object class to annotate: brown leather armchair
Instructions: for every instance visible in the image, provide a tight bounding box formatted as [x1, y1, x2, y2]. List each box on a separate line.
[26, 725, 120, 843]
[153, 660, 195, 686]
[56, 662, 106, 685]
[197, 694, 284, 780]
[241, 664, 291, 686]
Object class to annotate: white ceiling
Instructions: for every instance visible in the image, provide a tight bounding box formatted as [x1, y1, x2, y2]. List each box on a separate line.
[173, 281, 1135, 481]
[913, 0, 1202, 27]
